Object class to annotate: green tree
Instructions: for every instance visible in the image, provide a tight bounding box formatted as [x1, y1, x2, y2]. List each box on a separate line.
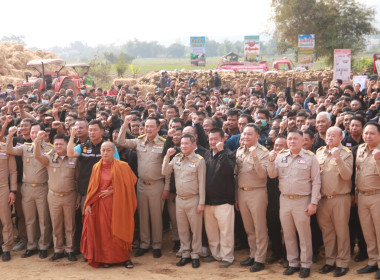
[271, 0, 378, 64]
[115, 60, 128, 77]
[89, 55, 111, 85]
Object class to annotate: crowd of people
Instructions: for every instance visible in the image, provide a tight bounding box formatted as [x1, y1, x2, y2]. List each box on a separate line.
[0, 70, 380, 278]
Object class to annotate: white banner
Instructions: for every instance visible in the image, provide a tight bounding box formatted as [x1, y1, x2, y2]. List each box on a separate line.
[333, 49, 351, 83]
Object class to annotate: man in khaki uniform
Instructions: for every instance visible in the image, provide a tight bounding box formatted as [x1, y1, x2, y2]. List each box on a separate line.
[0, 142, 17, 261]
[117, 115, 170, 258]
[268, 128, 321, 278]
[6, 124, 53, 259]
[34, 132, 80, 262]
[316, 127, 353, 277]
[356, 122, 380, 279]
[162, 134, 206, 268]
[236, 124, 269, 272]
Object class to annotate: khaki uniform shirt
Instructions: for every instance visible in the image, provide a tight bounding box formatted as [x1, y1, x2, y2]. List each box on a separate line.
[6, 136, 52, 184]
[268, 148, 321, 205]
[117, 126, 170, 190]
[34, 140, 78, 193]
[0, 142, 17, 191]
[162, 151, 206, 204]
[316, 144, 353, 196]
[235, 143, 269, 189]
[356, 143, 380, 191]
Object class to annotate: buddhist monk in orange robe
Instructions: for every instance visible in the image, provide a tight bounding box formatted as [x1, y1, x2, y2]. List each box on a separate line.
[81, 142, 137, 268]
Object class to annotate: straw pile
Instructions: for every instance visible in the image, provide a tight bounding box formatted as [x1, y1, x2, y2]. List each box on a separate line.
[0, 42, 58, 86]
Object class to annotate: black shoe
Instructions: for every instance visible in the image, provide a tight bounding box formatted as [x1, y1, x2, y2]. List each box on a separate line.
[319, 264, 335, 274]
[176, 257, 191, 266]
[357, 265, 378, 274]
[375, 269, 380, 279]
[2, 251, 10, 262]
[333, 267, 349, 277]
[134, 248, 148, 257]
[0, 247, 3, 255]
[354, 251, 368, 262]
[153, 249, 162, 258]
[266, 254, 281, 264]
[192, 259, 200, 268]
[67, 252, 77, 262]
[299, 268, 310, 278]
[21, 249, 38, 258]
[312, 253, 319, 263]
[250, 262, 265, 272]
[172, 240, 180, 252]
[39, 250, 48, 259]
[240, 257, 255, 266]
[73, 249, 81, 255]
[283, 266, 300, 275]
[49, 252, 64, 261]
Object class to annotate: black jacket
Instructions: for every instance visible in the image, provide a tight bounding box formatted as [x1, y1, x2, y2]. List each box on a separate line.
[205, 148, 236, 205]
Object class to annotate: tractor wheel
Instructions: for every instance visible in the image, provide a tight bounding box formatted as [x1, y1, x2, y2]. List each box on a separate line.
[60, 79, 75, 92]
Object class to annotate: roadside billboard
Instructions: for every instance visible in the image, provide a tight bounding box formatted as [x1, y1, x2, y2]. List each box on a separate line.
[190, 36, 206, 67]
[298, 34, 315, 67]
[333, 49, 351, 83]
[244, 35, 260, 62]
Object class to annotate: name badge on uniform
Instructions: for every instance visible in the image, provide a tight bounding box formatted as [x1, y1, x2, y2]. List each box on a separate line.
[153, 145, 162, 150]
[67, 160, 75, 165]
[52, 158, 58, 163]
[297, 159, 306, 164]
[139, 144, 145, 149]
[87, 149, 92, 154]
[189, 163, 196, 168]
[346, 143, 352, 147]
[281, 157, 288, 163]
[27, 146, 33, 152]
[359, 150, 365, 158]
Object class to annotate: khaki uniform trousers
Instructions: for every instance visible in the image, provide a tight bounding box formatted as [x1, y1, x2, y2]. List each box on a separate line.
[0, 187, 13, 252]
[21, 183, 51, 250]
[204, 203, 235, 263]
[358, 192, 380, 267]
[137, 179, 165, 250]
[48, 191, 76, 253]
[176, 195, 202, 259]
[14, 182, 27, 243]
[238, 187, 268, 263]
[167, 192, 179, 241]
[317, 195, 351, 267]
[280, 195, 312, 268]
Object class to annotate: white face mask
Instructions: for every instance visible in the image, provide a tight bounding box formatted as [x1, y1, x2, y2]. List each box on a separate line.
[41, 100, 49, 104]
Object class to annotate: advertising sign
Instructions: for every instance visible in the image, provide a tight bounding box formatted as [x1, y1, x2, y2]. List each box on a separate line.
[298, 34, 315, 67]
[190, 36, 206, 66]
[244, 35, 260, 61]
[333, 49, 351, 83]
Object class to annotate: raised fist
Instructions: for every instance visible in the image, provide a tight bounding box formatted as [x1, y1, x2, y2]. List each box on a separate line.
[269, 150, 277, 162]
[8, 126, 18, 136]
[216, 142, 224, 152]
[166, 148, 176, 158]
[36, 130, 46, 141]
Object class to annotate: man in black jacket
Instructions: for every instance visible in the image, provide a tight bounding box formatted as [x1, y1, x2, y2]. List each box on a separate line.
[203, 128, 236, 268]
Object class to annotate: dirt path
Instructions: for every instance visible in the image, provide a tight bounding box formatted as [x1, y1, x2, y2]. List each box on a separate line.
[0, 231, 372, 280]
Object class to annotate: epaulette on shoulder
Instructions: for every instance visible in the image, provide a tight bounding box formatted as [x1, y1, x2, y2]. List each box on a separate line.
[174, 153, 181, 157]
[138, 134, 146, 139]
[259, 145, 268, 152]
[24, 142, 32, 145]
[359, 143, 366, 148]
[237, 146, 244, 150]
[307, 150, 314, 156]
[278, 149, 286, 154]
[159, 136, 166, 142]
[196, 154, 203, 159]
[343, 146, 351, 153]
[316, 146, 325, 152]
[46, 142, 53, 147]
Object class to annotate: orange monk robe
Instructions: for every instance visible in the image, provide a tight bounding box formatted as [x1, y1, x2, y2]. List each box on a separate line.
[81, 159, 137, 267]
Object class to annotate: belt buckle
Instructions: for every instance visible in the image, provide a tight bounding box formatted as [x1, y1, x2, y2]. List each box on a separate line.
[327, 195, 333, 199]
[31, 184, 37, 187]
[288, 195, 294, 199]
[364, 192, 370, 196]
[242, 187, 248, 191]
[58, 193, 64, 197]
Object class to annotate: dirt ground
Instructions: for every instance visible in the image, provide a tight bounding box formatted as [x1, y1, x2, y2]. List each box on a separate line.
[0, 230, 373, 280]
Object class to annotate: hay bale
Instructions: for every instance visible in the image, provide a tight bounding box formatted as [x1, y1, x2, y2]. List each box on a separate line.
[113, 78, 137, 86]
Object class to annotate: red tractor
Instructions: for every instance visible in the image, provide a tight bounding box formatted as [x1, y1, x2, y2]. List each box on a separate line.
[17, 59, 85, 96]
